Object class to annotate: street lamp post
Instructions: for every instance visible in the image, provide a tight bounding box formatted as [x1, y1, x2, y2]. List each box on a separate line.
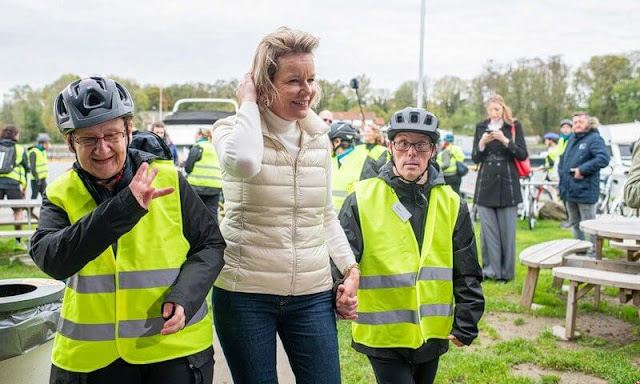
[417, 0, 426, 108]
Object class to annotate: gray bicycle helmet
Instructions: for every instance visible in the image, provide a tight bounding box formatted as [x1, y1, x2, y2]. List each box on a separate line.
[328, 121, 356, 141]
[54, 76, 134, 134]
[387, 107, 439, 142]
[559, 119, 573, 128]
[36, 133, 51, 143]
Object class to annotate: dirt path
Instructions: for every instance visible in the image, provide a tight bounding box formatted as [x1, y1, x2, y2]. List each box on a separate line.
[478, 311, 640, 383]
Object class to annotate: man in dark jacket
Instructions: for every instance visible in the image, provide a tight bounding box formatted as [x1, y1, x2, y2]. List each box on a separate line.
[558, 112, 609, 250]
[30, 77, 225, 384]
[338, 107, 484, 384]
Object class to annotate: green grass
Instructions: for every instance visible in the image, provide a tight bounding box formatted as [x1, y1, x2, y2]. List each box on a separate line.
[3, 220, 640, 383]
[335, 219, 640, 383]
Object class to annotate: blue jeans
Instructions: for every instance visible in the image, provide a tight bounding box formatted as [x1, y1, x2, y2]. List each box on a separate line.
[212, 287, 341, 384]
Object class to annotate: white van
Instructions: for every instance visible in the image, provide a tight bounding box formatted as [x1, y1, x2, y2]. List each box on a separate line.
[163, 98, 238, 163]
[597, 121, 639, 167]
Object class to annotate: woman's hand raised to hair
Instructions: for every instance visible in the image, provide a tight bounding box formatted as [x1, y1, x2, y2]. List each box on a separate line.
[236, 71, 257, 103]
[129, 162, 175, 210]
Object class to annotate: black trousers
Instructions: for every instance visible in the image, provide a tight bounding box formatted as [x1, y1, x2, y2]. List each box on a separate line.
[50, 357, 213, 384]
[443, 174, 462, 196]
[31, 179, 47, 199]
[368, 355, 440, 384]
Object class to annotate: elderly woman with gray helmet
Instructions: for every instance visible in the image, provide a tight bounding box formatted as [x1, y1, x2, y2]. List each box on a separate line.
[211, 27, 359, 383]
[339, 107, 484, 384]
[30, 76, 225, 384]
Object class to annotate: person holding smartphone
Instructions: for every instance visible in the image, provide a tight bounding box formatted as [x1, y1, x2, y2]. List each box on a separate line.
[471, 95, 528, 283]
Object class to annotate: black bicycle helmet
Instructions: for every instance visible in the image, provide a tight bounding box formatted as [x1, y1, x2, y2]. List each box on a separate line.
[54, 76, 134, 134]
[387, 107, 439, 142]
[328, 121, 356, 141]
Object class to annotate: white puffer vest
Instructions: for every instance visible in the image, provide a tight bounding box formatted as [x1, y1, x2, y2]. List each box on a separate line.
[213, 112, 333, 295]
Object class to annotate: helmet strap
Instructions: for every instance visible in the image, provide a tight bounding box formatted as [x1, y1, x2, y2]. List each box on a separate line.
[390, 148, 428, 185]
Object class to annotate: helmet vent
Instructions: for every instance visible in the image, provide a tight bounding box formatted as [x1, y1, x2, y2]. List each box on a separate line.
[410, 112, 419, 123]
[85, 92, 105, 108]
[93, 77, 107, 90]
[425, 115, 433, 125]
[396, 115, 404, 124]
[56, 99, 68, 116]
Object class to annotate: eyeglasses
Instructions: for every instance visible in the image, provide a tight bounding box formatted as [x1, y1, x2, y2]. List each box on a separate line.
[391, 140, 434, 153]
[323, 118, 332, 124]
[73, 131, 126, 147]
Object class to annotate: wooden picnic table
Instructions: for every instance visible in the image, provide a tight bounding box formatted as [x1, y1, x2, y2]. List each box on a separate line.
[580, 216, 640, 304]
[580, 216, 640, 260]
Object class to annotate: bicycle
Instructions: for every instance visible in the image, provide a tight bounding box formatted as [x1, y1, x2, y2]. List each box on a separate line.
[519, 173, 557, 230]
[597, 165, 638, 217]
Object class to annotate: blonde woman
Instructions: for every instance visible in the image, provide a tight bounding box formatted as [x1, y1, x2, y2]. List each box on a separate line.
[211, 27, 359, 383]
[471, 95, 528, 282]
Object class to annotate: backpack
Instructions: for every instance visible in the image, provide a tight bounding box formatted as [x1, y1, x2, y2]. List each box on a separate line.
[440, 149, 452, 170]
[0, 144, 16, 174]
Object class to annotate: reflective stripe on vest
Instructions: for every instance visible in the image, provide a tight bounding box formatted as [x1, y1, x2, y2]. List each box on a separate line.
[188, 141, 222, 188]
[58, 301, 208, 340]
[46, 162, 212, 373]
[351, 178, 459, 349]
[29, 147, 49, 180]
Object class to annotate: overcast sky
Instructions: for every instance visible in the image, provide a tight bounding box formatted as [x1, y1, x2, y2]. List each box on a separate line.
[1, 0, 639, 99]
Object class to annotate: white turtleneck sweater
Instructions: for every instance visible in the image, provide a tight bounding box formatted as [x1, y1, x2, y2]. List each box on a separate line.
[213, 101, 354, 278]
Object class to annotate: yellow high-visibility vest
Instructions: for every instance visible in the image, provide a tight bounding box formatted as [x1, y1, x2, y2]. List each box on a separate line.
[46, 161, 212, 372]
[352, 177, 459, 348]
[187, 141, 222, 189]
[28, 147, 49, 180]
[331, 144, 387, 211]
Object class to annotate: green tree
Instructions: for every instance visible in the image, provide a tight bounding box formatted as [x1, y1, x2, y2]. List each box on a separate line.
[574, 55, 633, 123]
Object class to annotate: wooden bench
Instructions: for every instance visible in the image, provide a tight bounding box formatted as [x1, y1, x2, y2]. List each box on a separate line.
[519, 239, 593, 309]
[552, 256, 640, 339]
[610, 239, 640, 261]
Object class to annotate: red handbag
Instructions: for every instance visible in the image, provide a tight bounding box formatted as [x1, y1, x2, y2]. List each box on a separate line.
[510, 123, 531, 177]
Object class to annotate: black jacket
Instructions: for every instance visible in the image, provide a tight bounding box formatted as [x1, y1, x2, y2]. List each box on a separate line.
[30, 148, 225, 377]
[338, 161, 484, 363]
[472, 119, 528, 207]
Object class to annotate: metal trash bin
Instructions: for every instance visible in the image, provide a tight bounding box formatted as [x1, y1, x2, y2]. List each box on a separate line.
[0, 278, 65, 384]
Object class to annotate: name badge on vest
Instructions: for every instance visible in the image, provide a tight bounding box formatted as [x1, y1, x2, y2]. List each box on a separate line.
[392, 202, 412, 222]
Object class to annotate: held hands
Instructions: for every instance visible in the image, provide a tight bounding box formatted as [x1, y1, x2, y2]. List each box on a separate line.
[236, 71, 257, 103]
[336, 268, 360, 320]
[161, 302, 186, 335]
[129, 162, 175, 210]
[448, 334, 465, 347]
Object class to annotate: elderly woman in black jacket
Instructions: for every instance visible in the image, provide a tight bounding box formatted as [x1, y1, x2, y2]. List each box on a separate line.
[472, 95, 528, 282]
